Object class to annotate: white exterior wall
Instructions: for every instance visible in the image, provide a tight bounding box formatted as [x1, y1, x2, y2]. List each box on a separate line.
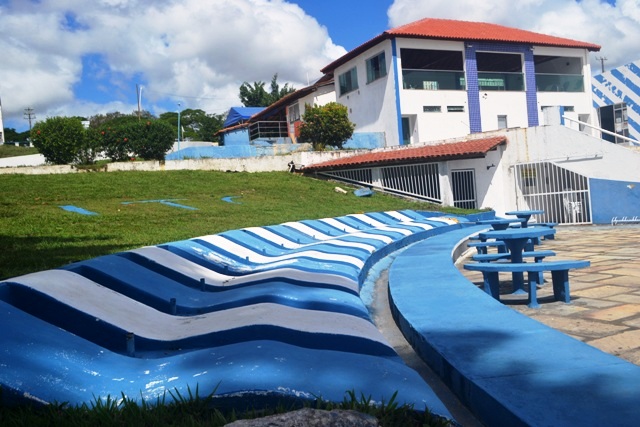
[534, 47, 596, 128]
[333, 40, 398, 146]
[297, 85, 336, 116]
[395, 39, 470, 144]
[479, 92, 528, 131]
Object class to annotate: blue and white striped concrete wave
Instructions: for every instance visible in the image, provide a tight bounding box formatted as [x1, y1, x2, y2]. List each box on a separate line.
[592, 60, 640, 142]
[0, 210, 468, 418]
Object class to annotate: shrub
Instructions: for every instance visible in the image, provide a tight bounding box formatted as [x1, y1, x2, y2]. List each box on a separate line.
[299, 102, 355, 151]
[98, 124, 132, 162]
[128, 120, 175, 161]
[77, 128, 102, 165]
[31, 117, 87, 165]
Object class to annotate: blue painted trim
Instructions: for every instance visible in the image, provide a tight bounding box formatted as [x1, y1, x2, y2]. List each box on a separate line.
[221, 196, 242, 204]
[391, 38, 405, 145]
[589, 177, 640, 224]
[121, 199, 198, 210]
[59, 205, 98, 216]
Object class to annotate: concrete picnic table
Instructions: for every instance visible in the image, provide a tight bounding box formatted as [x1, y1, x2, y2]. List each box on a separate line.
[478, 227, 557, 294]
[504, 209, 544, 228]
[476, 218, 525, 231]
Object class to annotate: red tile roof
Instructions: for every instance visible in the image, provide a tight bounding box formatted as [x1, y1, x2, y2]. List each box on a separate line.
[322, 18, 600, 73]
[303, 136, 507, 171]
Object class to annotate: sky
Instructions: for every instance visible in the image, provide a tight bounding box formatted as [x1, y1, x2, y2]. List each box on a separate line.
[1, 0, 638, 132]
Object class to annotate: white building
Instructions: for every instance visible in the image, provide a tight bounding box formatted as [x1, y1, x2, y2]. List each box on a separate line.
[320, 17, 600, 147]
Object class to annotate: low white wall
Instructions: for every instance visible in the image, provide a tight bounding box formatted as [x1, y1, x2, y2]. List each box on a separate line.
[0, 150, 369, 175]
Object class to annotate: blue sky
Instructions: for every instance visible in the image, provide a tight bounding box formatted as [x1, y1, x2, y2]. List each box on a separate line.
[1, 0, 636, 132]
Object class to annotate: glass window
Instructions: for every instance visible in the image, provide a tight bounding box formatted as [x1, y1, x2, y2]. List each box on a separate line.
[288, 103, 300, 123]
[498, 115, 508, 129]
[447, 106, 465, 112]
[339, 67, 359, 96]
[366, 52, 387, 83]
[423, 106, 442, 113]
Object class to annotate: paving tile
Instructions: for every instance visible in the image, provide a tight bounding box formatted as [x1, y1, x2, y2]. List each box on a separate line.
[587, 329, 640, 354]
[621, 316, 640, 328]
[456, 224, 640, 367]
[597, 276, 640, 286]
[570, 274, 613, 283]
[572, 285, 631, 299]
[608, 294, 640, 304]
[584, 304, 640, 321]
[524, 314, 628, 338]
[571, 298, 619, 309]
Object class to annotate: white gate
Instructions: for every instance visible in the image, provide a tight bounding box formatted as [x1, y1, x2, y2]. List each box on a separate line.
[319, 162, 442, 203]
[451, 169, 477, 209]
[514, 162, 591, 224]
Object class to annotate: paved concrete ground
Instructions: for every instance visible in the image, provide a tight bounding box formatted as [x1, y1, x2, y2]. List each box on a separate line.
[458, 224, 640, 366]
[374, 224, 640, 426]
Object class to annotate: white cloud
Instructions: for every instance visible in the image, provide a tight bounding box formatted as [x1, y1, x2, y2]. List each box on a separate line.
[0, 0, 345, 129]
[3, 0, 638, 132]
[387, 0, 640, 72]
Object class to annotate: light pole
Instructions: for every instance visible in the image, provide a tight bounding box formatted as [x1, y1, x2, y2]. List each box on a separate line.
[177, 102, 181, 153]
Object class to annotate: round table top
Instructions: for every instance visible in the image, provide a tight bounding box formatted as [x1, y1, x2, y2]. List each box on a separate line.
[479, 227, 556, 240]
[476, 218, 525, 225]
[505, 210, 544, 216]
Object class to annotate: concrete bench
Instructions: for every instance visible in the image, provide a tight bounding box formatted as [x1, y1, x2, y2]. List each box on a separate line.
[529, 222, 558, 239]
[471, 249, 555, 263]
[467, 240, 506, 254]
[464, 259, 590, 308]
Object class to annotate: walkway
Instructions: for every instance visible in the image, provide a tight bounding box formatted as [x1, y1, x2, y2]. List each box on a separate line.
[458, 224, 640, 366]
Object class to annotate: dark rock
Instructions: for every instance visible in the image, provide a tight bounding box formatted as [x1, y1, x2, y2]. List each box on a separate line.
[225, 408, 379, 426]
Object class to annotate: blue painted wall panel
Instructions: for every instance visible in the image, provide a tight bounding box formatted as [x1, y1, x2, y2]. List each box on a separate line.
[592, 60, 640, 143]
[590, 178, 640, 224]
[343, 132, 386, 149]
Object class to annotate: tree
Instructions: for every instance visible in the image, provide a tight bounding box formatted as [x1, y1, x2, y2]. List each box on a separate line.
[3, 128, 30, 143]
[127, 120, 175, 161]
[239, 81, 269, 107]
[239, 73, 295, 107]
[88, 111, 154, 128]
[268, 73, 295, 104]
[158, 109, 224, 142]
[31, 117, 89, 164]
[298, 102, 355, 151]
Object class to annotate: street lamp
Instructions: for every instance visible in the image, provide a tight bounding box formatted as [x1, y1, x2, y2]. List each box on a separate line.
[177, 102, 181, 153]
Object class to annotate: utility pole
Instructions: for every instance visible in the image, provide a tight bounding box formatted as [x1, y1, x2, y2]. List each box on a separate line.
[24, 107, 36, 132]
[136, 84, 143, 120]
[0, 97, 5, 145]
[595, 56, 607, 74]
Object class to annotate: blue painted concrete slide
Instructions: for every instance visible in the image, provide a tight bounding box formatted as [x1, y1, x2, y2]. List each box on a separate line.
[389, 225, 640, 426]
[0, 210, 477, 421]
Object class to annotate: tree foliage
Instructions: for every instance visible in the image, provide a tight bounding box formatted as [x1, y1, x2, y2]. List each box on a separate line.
[239, 73, 295, 107]
[299, 102, 356, 151]
[2, 128, 30, 143]
[127, 120, 175, 161]
[31, 111, 179, 164]
[31, 117, 89, 164]
[96, 123, 132, 162]
[158, 108, 224, 142]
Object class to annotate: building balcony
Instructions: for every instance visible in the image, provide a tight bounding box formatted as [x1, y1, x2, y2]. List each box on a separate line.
[402, 69, 466, 90]
[536, 73, 584, 92]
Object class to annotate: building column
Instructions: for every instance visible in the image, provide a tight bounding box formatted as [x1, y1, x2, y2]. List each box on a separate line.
[465, 44, 482, 133]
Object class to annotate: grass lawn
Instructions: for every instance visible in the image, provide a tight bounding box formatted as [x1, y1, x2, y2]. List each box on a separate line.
[0, 144, 39, 158]
[0, 169, 470, 279]
[0, 169, 465, 426]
